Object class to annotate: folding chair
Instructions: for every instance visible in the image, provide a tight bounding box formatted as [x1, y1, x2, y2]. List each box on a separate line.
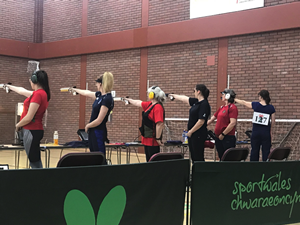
[57, 152, 106, 167]
[267, 147, 291, 162]
[148, 152, 184, 162]
[221, 148, 249, 161]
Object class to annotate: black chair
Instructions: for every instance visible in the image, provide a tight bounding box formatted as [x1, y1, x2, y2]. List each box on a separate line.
[57, 152, 105, 167]
[267, 147, 291, 161]
[149, 152, 184, 162]
[221, 148, 249, 161]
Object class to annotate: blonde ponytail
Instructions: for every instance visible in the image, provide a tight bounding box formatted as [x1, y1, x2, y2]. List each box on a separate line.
[101, 72, 114, 93]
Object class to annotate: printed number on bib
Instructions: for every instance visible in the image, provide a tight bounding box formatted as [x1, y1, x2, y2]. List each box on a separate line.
[252, 112, 270, 126]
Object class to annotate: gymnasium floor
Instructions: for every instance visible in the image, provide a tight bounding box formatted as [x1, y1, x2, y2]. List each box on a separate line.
[0, 147, 147, 169]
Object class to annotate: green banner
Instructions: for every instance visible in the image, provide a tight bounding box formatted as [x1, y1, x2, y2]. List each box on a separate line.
[0, 159, 189, 225]
[191, 161, 300, 225]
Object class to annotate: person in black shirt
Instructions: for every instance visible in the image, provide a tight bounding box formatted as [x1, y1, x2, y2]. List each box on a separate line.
[71, 72, 114, 159]
[169, 84, 211, 162]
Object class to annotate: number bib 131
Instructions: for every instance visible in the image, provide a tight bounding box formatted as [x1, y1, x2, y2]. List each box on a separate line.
[252, 112, 270, 126]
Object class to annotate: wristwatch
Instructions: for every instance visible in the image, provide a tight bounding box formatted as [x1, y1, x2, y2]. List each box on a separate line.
[221, 132, 226, 136]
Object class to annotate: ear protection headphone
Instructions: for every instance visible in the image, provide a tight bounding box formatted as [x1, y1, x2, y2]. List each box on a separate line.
[149, 86, 157, 99]
[225, 93, 231, 100]
[31, 71, 38, 84]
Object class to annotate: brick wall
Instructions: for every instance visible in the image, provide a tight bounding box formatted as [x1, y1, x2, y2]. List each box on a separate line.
[0, 56, 31, 144]
[1, 0, 299, 160]
[86, 50, 141, 143]
[0, 0, 35, 42]
[43, 0, 82, 42]
[228, 29, 300, 119]
[39, 56, 81, 144]
[149, 0, 189, 26]
[282, 122, 300, 160]
[147, 40, 218, 159]
[148, 40, 219, 119]
[88, 0, 141, 36]
[265, 0, 299, 6]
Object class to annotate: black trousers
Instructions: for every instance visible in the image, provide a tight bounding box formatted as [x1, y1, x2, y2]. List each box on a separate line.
[215, 135, 236, 160]
[188, 131, 207, 162]
[144, 145, 160, 162]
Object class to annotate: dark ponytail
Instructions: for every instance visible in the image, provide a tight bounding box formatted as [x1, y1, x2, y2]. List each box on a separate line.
[258, 89, 271, 105]
[36, 70, 51, 101]
[196, 84, 210, 99]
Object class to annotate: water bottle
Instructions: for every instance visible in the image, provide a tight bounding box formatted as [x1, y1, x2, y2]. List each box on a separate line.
[184, 130, 188, 143]
[182, 130, 186, 143]
[53, 131, 58, 145]
[182, 130, 188, 143]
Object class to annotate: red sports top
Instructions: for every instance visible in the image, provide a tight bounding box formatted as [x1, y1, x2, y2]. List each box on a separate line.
[141, 101, 164, 146]
[21, 89, 49, 130]
[214, 104, 238, 136]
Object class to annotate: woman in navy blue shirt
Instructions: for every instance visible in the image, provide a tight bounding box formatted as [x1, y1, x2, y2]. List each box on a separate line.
[235, 90, 275, 161]
[72, 72, 114, 157]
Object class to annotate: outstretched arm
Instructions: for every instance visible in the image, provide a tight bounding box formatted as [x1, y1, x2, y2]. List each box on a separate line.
[124, 98, 142, 108]
[72, 88, 96, 100]
[6, 84, 33, 97]
[235, 98, 252, 109]
[168, 94, 189, 105]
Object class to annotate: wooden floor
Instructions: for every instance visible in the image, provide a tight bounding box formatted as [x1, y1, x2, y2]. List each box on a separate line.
[0, 148, 299, 225]
[0, 147, 147, 169]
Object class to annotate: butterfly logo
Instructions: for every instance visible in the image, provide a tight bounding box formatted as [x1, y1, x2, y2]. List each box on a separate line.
[64, 185, 126, 225]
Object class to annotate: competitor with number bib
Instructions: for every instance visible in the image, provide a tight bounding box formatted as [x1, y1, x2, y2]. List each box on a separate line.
[235, 90, 275, 161]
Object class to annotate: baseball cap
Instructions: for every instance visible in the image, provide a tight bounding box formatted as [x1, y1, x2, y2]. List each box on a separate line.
[95, 78, 102, 83]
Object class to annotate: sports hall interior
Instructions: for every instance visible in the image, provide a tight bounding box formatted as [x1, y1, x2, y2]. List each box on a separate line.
[0, 1, 300, 225]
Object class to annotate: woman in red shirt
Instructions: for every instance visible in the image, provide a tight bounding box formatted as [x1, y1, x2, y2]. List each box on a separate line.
[124, 86, 165, 161]
[6, 70, 50, 168]
[207, 89, 238, 160]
